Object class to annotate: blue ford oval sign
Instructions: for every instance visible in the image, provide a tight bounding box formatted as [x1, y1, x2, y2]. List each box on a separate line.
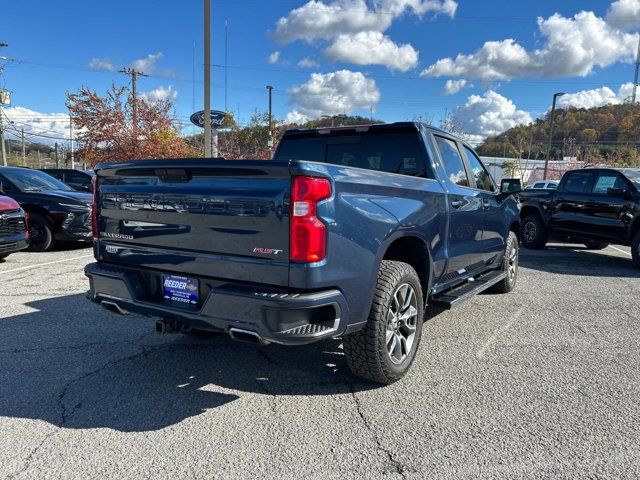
[190, 110, 226, 128]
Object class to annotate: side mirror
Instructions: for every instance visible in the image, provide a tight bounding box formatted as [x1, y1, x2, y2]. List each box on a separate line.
[607, 187, 628, 197]
[500, 178, 522, 194]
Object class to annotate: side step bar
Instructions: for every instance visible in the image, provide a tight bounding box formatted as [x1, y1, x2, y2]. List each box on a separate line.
[430, 270, 507, 310]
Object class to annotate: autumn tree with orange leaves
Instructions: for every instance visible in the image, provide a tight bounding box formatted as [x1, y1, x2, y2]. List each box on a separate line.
[67, 84, 199, 165]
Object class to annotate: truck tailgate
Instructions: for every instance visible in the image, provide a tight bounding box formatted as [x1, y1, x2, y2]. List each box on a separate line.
[95, 160, 291, 286]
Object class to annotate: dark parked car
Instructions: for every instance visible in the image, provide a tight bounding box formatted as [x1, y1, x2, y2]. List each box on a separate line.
[0, 167, 93, 251]
[85, 122, 521, 384]
[40, 168, 95, 193]
[0, 195, 28, 260]
[517, 168, 640, 266]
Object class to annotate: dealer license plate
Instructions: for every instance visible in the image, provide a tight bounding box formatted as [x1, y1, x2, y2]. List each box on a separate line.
[162, 275, 199, 306]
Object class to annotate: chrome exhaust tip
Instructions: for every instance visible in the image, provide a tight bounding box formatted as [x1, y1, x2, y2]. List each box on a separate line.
[228, 328, 270, 345]
[100, 300, 129, 315]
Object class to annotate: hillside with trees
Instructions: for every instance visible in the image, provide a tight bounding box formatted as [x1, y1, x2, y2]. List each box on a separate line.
[476, 103, 640, 166]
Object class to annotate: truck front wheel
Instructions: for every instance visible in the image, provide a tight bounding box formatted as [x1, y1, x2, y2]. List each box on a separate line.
[521, 214, 547, 250]
[343, 260, 424, 384]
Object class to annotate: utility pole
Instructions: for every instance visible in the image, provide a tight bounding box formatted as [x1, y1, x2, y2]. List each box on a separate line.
[204, 0, 212, 157]
[0, 41, 7, 166]
[54, 142, 60, 168]
[544, 92, 565, 180]
[0, 112, 6, 167]
[267, 86, 273, 158]
[633, 35, 640, 104]
[21, 128, 25, 166]
[225, 20, 229, 113]
[69, 114, 75, 169]
[119, 68, 148, 130]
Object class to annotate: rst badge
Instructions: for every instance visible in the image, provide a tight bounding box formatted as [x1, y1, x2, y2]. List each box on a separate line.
[252, 247, 283, 255]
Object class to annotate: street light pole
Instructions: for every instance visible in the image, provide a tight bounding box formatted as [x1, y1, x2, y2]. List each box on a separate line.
[543, 92, 565, 180]
[204, 0, 212, 158]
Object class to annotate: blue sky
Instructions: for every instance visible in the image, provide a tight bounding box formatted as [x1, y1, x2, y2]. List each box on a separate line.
[1, 0, 639, 145]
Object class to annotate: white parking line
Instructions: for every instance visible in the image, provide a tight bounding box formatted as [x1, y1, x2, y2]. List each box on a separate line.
[477, 307, 524, 359]
[0, 254, 93, 275]
[609, 246, 632, 257]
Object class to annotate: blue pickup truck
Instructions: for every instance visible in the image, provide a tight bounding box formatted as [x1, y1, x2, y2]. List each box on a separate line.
[85, 122, 521, 383]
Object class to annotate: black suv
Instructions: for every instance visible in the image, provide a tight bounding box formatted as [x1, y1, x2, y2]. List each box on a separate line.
[517, 168, 640, 266]
[40, 168, 95, 193]
[0, 167, 92, 251]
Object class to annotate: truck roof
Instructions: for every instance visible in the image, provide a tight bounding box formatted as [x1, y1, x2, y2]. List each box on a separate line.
[281, 121, 450, 138]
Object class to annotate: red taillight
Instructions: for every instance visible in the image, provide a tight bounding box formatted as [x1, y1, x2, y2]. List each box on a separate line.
[290, 176, 331, 263]
[91, 176, 98, 239]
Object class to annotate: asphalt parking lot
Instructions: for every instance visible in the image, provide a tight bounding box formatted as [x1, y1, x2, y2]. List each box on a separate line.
[1, 243, 639, 479]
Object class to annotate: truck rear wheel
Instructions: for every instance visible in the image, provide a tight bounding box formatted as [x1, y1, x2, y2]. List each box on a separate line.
[343, 260, 424, 384]
[521, 214, 547, 250]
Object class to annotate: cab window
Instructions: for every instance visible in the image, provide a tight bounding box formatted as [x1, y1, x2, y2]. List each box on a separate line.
[434, 136, 469, 187]
[463, 145, 494, 192]
[592, 173, 627, 194]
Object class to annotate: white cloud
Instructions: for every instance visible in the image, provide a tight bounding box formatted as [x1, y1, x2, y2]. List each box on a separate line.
[442, 79, 468, 95]
[131, 52, 166, 75]
[284, 110, 311, 124]
[298, 57, 320, 68]
[3, 106, 71, 146]
[421, 10, 639, 81]
[324, 31, 418, 71]
[557, 82, 635, 109]
[140, 85, 178, 103]
[287, 69, 380, 119]
[606, 0, 640, 30]
[271, 0, 457, 43]
[87, 52, 171, 76]
[451, 91, 532, 139]
[88, 57, 117, 72]
[267, 51, 281, 64]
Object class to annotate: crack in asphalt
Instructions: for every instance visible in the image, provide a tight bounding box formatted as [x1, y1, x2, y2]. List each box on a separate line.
[349, 384, 408, 479]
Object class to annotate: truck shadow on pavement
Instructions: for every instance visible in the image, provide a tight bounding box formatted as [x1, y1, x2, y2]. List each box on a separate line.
[0, 293, 374, 432]
[519, 244, 640, 278]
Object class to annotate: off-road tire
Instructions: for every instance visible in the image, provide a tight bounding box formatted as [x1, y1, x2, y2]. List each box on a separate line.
[490, 231, 519, 294]
[343, 260, 424, 384]
[521, 213, 547, 250]
[0, 254, 8, 261]
[583, 240, 609, 250]
[27, 214, 54, 252]
[632, 232, 640, 268]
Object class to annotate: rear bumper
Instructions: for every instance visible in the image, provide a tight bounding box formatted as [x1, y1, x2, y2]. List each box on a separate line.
[85, 262, 350, 345]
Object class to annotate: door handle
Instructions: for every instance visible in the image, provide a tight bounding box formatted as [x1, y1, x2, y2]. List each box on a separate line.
[451, 200, 464, 209]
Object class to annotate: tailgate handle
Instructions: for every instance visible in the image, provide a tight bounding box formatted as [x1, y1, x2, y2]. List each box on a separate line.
[154, 169, 192, 183]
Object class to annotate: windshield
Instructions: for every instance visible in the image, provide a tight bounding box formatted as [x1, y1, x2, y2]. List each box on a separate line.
[620, 169, 640, 188]
[3, 169, 72, 192]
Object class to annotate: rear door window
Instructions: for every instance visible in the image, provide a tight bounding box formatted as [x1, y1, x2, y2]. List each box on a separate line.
[563, 171, 594, 193]
[434, 135, 469, 187]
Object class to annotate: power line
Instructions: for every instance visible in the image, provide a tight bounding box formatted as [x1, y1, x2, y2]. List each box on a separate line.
[8, 56, 631, 89]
